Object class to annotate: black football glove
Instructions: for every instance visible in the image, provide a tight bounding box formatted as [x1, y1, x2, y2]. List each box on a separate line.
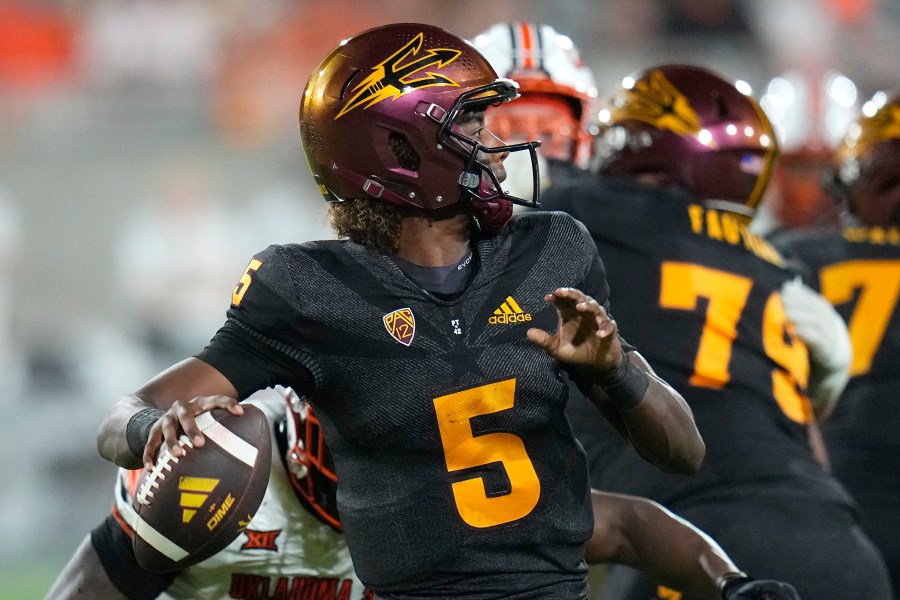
[721, 576, 801, 600]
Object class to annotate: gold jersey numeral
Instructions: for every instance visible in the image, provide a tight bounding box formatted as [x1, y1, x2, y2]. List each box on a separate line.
[659, 262, 812, 423]
[232, 259, 262, 307]
[433, 378, 540, 528]
[821, 260, 900, 376]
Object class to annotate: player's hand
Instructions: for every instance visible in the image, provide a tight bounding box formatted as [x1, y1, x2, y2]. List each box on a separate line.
[526, 287, 623, 374]
[780, 278, 851, 371]
[143, 396, 243, 471]
[780, 277, 851, 412]
[721, 576, 801, 600]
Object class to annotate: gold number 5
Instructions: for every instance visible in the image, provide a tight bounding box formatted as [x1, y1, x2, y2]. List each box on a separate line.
[433, 378, 541, 528]
[232, 259, 262, 307]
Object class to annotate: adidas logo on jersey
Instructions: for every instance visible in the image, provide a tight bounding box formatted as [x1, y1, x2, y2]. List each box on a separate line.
[489, 296, 532, 325]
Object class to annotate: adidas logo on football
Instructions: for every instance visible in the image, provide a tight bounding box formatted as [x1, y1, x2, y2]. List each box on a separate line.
[489, 296, 532, 325]
[178, 476, 220, 523]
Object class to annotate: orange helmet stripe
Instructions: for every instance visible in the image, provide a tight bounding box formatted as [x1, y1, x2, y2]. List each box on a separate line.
[519, 23, 536, 69]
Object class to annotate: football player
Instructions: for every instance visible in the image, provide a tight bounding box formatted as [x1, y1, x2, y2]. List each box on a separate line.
[94, 23, 705, 599]
[50, 390, 796, 600]
[541, 64, 893, 599]
[470, 22, 598, 195]
[770, 90, 900, 595]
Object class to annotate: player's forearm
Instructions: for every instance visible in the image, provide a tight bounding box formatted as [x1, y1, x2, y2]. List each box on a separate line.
[97, 358, 241, 468]
[96, 396, 157, 469]
[632, 504, 739, 599]
[595, 494, 740, 599]
[585, 354, 704, 474]
[619, 373, 704, 473]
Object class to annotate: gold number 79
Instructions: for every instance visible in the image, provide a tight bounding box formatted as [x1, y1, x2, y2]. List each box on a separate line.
[659, 262, 811, 423]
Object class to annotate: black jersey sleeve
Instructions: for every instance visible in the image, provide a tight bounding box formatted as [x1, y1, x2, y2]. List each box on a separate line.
[196, 321, 315, 399]
[195, 245, 318, 399]
[91, 516, 178, 600]
[572, 217, 611, 305]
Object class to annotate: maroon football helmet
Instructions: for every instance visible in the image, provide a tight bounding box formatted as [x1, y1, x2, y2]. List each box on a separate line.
[833, 91, 900, 227]
[299, 23, 542, 230]
[283, 389, 341, 531]
[595, 64, 779, 215]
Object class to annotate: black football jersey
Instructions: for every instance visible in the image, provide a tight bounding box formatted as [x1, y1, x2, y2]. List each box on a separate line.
[544, 178, 853, 510]
[773, 226, 900, 487]
[198, 212, 606, 599]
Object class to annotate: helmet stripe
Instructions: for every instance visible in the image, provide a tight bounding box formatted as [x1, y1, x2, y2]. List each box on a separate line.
[507, 23, 519, 69]
[521, 23, 535, 69]
[533, 24, 545, 71]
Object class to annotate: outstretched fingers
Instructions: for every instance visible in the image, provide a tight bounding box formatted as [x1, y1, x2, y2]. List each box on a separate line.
[543, 287, 584, 314]
[526, 326, 554, 351]
[528, 288, 618, 355]
[593, 309, 617, 339]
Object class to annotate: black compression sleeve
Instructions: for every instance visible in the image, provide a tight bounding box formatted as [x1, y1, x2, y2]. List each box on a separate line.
[125, 408, 164, 459]
[595, 351, 650, 410]
[90, 515, 178, 600]
[196, 320, 315, 399]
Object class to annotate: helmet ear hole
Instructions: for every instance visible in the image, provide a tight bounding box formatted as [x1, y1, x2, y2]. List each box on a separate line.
[389, 133, 421, 171]
[714, 93, 730, 119]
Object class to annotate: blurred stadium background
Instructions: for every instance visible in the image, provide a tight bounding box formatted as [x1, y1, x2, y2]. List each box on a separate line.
[0, 1, 898, 598]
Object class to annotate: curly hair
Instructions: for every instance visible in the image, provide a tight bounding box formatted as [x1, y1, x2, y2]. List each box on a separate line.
[328, 199, 404, 254]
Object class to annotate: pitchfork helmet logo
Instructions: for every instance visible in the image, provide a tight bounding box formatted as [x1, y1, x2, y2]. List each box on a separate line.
[336, 32, 462, 119]
[612, 69, 704, 142]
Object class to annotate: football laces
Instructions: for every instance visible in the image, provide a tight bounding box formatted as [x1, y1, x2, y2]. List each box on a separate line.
[136, 435, 192, 506]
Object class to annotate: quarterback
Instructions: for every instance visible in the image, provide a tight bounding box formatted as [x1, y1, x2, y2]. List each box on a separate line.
[95, 23, 704, 600]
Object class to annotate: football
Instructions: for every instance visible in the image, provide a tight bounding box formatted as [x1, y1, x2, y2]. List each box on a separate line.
[131, 405, 272, 573]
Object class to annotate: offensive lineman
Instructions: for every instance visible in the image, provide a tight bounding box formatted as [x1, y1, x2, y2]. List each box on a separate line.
[543, 64, 892, 600]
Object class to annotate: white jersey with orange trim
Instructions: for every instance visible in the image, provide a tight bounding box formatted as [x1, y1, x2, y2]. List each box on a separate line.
[112, 393, 369, 600]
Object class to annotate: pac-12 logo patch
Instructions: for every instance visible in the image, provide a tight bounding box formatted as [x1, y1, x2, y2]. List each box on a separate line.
[384, 308, 415, 346]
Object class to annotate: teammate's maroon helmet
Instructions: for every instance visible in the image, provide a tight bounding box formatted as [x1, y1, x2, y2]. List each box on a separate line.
[283, 390, 341, 532]
[299, 23, 542, 230]
[832, 91, 900, 227]
[595, 64, 779, 215]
